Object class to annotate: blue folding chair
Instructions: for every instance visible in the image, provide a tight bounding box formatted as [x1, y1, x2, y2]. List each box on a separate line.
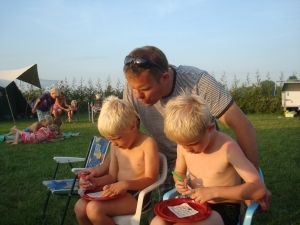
[42, 136, 110, 225]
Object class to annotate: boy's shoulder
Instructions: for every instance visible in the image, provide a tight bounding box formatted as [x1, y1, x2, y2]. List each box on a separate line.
[210, 131, 241, 153]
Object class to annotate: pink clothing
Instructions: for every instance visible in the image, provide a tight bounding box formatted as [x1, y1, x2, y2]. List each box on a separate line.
[21, 127, 54, 144]
[52, 97, 65, 111]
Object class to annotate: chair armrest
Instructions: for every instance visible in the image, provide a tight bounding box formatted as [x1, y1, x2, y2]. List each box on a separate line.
[163, 188, 180, 200]
[131, 153, 167, 225]
[71, 168, 85, 174]
[243, 201, 259, 225]
[53, 157, 85, 163]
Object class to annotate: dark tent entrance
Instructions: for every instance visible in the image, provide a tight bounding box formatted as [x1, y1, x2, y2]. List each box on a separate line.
[0, 81, 32, 120]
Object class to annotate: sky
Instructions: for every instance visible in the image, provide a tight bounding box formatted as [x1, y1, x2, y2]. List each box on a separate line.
[1, 0, 299, 89]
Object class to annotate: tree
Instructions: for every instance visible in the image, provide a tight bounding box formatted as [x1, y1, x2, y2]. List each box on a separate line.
[287, 72, 299, 82]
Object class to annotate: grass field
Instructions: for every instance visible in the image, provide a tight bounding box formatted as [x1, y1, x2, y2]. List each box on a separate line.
[0, 113, 299, 225]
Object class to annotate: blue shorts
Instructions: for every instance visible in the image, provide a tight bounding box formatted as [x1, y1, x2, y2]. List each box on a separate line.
[22, 128, 31, 133]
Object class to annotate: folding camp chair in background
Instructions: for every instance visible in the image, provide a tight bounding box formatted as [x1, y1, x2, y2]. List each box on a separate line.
[162, 168, 265, 225]
[42, 136, 111, 225]
[88, 98, 101, 123]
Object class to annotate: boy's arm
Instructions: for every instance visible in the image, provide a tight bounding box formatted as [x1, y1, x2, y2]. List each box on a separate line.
[213, 146, 266, 201]
[174, 146, 189, 193]
[90, 146, 118, 188]
[185, 143, 266, 204]
[173, 145, 188, 181]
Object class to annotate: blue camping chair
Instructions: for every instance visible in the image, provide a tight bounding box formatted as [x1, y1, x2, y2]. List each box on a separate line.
[42, 136, 110, 225]
[163, 168, 265, 225]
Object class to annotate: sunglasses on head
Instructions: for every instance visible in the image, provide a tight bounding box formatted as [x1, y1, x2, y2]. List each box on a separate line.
[124, 55, 165, 72]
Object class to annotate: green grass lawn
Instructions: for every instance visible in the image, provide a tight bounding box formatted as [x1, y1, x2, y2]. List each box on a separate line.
[0, 113, 299, 225]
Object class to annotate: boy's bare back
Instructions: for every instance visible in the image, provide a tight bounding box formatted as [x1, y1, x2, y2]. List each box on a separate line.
[27, 121, 44, 133]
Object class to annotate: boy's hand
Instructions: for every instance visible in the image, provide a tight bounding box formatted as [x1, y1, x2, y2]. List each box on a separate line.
[78, 178, 93, 190]
[175, 179, 189, 194]
[182, 187, 212, 204]
[101, 181, 127, 197]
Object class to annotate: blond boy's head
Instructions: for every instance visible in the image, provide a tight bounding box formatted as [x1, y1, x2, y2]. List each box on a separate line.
[98, 96, 137, 137]
[164, 94, 212, 144]
[43, 115, 54, 125]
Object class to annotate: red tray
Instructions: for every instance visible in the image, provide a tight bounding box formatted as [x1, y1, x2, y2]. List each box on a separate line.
[154, 198, 211, 223]
[80, 186, 126, 201]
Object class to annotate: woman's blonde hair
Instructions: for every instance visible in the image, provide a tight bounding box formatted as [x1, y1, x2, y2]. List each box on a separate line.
[164, 94, 212, 144]
[98, 95, 137, 137]
[50, 88, 60, 98]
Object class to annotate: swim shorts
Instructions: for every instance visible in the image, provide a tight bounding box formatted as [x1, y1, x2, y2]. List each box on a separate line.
[127, 190, 152, 212]
[22, 128, 31, 133]
[208, 203, 240, 225]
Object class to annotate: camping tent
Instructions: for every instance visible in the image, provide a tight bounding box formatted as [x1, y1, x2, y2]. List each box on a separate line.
[0, 64, 41, 123]
[0, 81, 32, 120]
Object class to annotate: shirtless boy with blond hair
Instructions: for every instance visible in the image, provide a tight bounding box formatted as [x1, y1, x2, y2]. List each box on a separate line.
[8, 115, 53, 134]
[151, 94, 266, 225]
[74, 95, 159, 225]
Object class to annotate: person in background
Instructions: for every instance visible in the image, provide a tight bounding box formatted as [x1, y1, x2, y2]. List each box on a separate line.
[32, 88, 60, 121]
[51, 89, 71, 119]
[67, 100, 78, 122]
[8, 115, 53, 134]
[53, 117, 63, 138]
[90, 94, 101, 112]
[10, 124, 59, 145]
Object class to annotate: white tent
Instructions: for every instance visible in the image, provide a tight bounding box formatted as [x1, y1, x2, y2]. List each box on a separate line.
[0, 64, 41, 89]
[0, 64, 41, 123]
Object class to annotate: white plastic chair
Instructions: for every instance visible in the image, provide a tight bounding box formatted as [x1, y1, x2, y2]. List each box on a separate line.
[163, 168, 264, 225]
[110, 152, 167, 225]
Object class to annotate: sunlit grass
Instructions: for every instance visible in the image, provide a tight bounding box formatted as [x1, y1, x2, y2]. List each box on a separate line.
[0, 113, 299, 225]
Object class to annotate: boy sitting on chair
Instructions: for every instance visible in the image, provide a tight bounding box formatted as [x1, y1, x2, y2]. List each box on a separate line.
[74, 95, 159, 225]
[150, 94, 266, 225]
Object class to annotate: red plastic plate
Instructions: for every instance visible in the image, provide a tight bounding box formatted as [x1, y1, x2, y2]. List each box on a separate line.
[154, 198, 212, 223]
[80, 186, 126, 201]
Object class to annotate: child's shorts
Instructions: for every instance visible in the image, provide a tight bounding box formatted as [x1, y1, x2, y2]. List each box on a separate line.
[22, 128, 31, 133]
[208, 203, 240, 225]
[127, 190, 152, 212]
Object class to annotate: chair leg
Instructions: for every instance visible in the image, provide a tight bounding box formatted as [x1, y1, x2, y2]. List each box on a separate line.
[42, 191, 51, 220]
[59, 194, 73, 225]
